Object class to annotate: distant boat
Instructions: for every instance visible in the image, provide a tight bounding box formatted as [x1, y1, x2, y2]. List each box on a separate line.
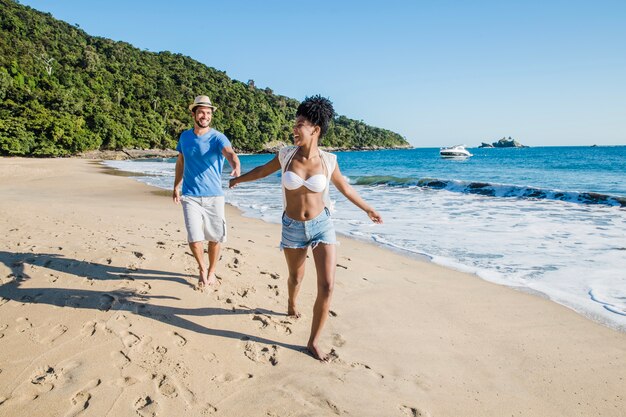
[440, 145, 472, 158]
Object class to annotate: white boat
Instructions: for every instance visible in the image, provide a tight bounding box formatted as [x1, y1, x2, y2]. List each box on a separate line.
[440, 145, 472, 158]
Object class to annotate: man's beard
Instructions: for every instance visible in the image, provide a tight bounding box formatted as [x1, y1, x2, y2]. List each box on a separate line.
[196, 119, 210, 128]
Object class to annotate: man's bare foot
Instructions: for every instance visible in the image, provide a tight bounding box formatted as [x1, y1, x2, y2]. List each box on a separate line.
[307, 342, 329, 362]
[207, 272, 219, 286]
[287, 304, 301, 318]
[195, 268, 209, 291]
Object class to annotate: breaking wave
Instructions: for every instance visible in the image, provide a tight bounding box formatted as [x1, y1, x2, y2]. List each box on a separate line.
[349, 175, 626, 208]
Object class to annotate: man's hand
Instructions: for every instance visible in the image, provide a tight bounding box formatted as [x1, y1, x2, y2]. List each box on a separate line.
[230, 167, 240, 178]
[172, 188, 181, 204]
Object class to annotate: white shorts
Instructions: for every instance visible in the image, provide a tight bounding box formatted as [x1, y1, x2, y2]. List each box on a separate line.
[181, 196, 227, 243]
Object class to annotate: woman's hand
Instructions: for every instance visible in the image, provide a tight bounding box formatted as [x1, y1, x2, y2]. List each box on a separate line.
[229, 178, 238, 188]
[367, 209, 383, 224]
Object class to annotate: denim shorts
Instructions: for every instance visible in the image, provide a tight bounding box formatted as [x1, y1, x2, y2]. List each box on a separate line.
[280, 207, 338, 250]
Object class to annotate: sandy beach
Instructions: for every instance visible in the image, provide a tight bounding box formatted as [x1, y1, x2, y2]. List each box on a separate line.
[0, 158, 624, 417]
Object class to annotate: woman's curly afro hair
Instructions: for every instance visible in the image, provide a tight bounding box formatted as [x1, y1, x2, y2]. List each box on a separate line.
[296, 95, 335, 138]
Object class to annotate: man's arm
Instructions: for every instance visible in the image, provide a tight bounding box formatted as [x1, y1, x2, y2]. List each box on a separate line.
[173, 153, 184, 203]
[222, 146, 241, 178]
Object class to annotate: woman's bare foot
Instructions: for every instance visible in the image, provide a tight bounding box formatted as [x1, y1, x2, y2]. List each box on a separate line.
[307, 341, 329, 362]
[287, 306, 302, 319]
[287, 303, 301, 318]
[207, 272, 219, 286]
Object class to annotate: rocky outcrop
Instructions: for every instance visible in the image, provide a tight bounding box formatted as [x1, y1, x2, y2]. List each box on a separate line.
[479, 137, 527, 148]
[77, 148, 178, 160]
[260, 141, 289, 154]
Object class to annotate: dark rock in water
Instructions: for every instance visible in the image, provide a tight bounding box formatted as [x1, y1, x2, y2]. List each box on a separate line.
[479, 137, 527, 148]
[493, 137, 527, 148]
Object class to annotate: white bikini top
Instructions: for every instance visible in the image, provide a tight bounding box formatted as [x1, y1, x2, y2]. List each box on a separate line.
[278, 146, 337, 211]
[282, 171, 326, 192]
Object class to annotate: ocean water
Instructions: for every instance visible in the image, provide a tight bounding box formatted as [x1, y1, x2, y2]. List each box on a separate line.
[104, 146, 626, 331]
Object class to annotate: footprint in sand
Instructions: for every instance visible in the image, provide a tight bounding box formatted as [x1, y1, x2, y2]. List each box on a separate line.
[331, 333, 346, 347]
[111, 350, 131, 368]
[157, 374, 178, 398]
[267, 284, 280, 296]
[350, 362, 384, 379]
[80, 321, 98, 337]
[260, 271, 280, 280]
[15, 317, 32, 333]
[114, 376, 139, 387]
[20, 293, 42, 304]
[134, 395, 160, 417]
[236, 287, 254, 298]
[400, 405, 431, 417]
[0, 275, 14, 285]
[37, 324, 68, 344]
[230, 257, 240, 268]
[252, 315, 270, 329]
[64, 379, 100, 417]
[121, 331, 141, 348]
[321, 399, 342, 415]
[172, 331, 187, 347]
[211, 373, 253, 384]
[251, 314, 292, 334]
[65, 391, 91, 417]
[0, 323, 8, 339]
[200, 403, 218, 415]
[31, 366, 57, 393]
[137, 281, 152, 294]
[243, 341, 279, 366]
[98, 294, 115, 312]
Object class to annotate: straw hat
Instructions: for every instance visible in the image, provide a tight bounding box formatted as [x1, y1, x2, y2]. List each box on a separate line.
[188, 95, 217, 112]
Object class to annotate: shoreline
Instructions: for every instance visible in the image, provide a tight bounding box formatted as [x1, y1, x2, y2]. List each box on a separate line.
[1, 157, 625, 416]
[101, 158, 626, 333]
[71, 144, 415, 161]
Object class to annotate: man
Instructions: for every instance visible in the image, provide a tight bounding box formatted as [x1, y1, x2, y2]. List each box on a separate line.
[173, 95, 240, 289]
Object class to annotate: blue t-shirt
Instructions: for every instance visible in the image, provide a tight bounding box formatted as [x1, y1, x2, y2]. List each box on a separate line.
[176, 128, 232, 197]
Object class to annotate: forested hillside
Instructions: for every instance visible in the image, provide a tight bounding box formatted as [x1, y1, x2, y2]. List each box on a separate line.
[0, 0, 410, 156]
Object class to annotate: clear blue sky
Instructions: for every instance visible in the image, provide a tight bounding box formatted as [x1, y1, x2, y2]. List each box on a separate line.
[19, 0, 626, 147]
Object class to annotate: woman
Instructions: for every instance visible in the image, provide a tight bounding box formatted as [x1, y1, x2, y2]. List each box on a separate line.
[229, 96, 382, 361]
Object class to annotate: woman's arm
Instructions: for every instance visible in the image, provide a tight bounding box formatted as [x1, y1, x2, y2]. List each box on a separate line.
[331, 164, 383, 224]
[229, 155, 281, 188]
